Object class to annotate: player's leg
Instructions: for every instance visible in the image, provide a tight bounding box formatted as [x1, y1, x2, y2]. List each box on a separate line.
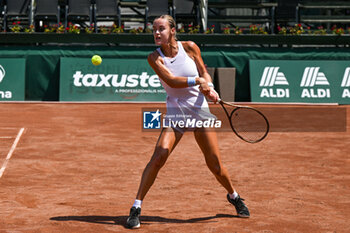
[126, 127, 183, 229]
[193, 128, 250, 217]
[194, 129, 234, 193]
[136, 127, 183, 200]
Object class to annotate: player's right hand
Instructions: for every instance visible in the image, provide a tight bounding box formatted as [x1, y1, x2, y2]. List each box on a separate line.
[198, 79, 211, 96]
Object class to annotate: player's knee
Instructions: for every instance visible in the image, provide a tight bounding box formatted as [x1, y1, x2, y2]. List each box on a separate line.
[206, 156, 225, 176]
[149, 147, 169, 169]
[208, 163, 224, 177]
[150, 157, 165, 169]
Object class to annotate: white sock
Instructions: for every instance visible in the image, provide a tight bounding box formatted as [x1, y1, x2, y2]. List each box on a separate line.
[132, 199, 142, 209]
[229, 190, 239, 200]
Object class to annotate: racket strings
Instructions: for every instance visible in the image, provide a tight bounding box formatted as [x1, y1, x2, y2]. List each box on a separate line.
[230, 108, 269, 143]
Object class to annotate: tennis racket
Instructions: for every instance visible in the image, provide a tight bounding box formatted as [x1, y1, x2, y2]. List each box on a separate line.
[218, 99, 269, 143]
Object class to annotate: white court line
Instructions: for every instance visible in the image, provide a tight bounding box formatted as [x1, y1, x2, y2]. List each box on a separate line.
[0, 136, 14, 139]
[0, 128, 25, 179]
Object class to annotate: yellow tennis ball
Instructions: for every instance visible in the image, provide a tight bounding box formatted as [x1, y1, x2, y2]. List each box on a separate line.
[91, 55, 102, 66]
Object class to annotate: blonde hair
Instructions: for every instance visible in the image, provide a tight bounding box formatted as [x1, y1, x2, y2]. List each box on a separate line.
[154, 15, 177, 40]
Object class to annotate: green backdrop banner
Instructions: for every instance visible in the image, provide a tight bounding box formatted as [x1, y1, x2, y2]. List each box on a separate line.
[2, 46, 350, 102]
[0, 58, 25, 101]
[60, 57, 166, 101]
[249, 60, 350, 104]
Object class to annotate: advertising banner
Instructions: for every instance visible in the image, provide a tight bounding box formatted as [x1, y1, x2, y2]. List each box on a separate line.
[59, 57, 166, 102]
[0, 58, 25, 101]
[249, 60, 350, 104]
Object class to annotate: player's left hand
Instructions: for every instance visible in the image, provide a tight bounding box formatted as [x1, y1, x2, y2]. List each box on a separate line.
[206, 87, 220, 103]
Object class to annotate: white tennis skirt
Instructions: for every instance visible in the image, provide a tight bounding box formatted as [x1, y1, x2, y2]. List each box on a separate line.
[163, 94, 217, 133]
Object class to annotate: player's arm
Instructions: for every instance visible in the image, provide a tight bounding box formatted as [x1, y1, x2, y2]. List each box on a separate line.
[147, 51, 206, 88]
[182, 41, 212, 85]
[183, 41, 219, 102]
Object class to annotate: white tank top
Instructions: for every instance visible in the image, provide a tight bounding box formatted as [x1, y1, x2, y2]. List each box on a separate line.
[156, 41, 211, 123]
[156, 41, 201, 99]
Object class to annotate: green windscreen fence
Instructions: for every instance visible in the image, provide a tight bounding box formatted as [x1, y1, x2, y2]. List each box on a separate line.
[1, 46, 350, 102]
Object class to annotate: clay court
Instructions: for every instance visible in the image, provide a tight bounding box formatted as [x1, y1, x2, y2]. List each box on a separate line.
[0, 103, 349, 233]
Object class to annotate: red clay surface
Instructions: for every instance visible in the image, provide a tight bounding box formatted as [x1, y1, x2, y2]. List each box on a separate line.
[0, 103, 349, 233]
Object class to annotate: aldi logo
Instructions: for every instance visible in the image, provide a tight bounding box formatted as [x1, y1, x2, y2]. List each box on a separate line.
[300, 67, 330, 98]
[341, 67, 350, 98]
[259, 67, 290, 98]
[300, 67, 329, 87]
[259, 67, 289, 87]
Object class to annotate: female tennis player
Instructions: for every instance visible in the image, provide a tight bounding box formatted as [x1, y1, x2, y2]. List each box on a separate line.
[126, 15, 249, 229]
